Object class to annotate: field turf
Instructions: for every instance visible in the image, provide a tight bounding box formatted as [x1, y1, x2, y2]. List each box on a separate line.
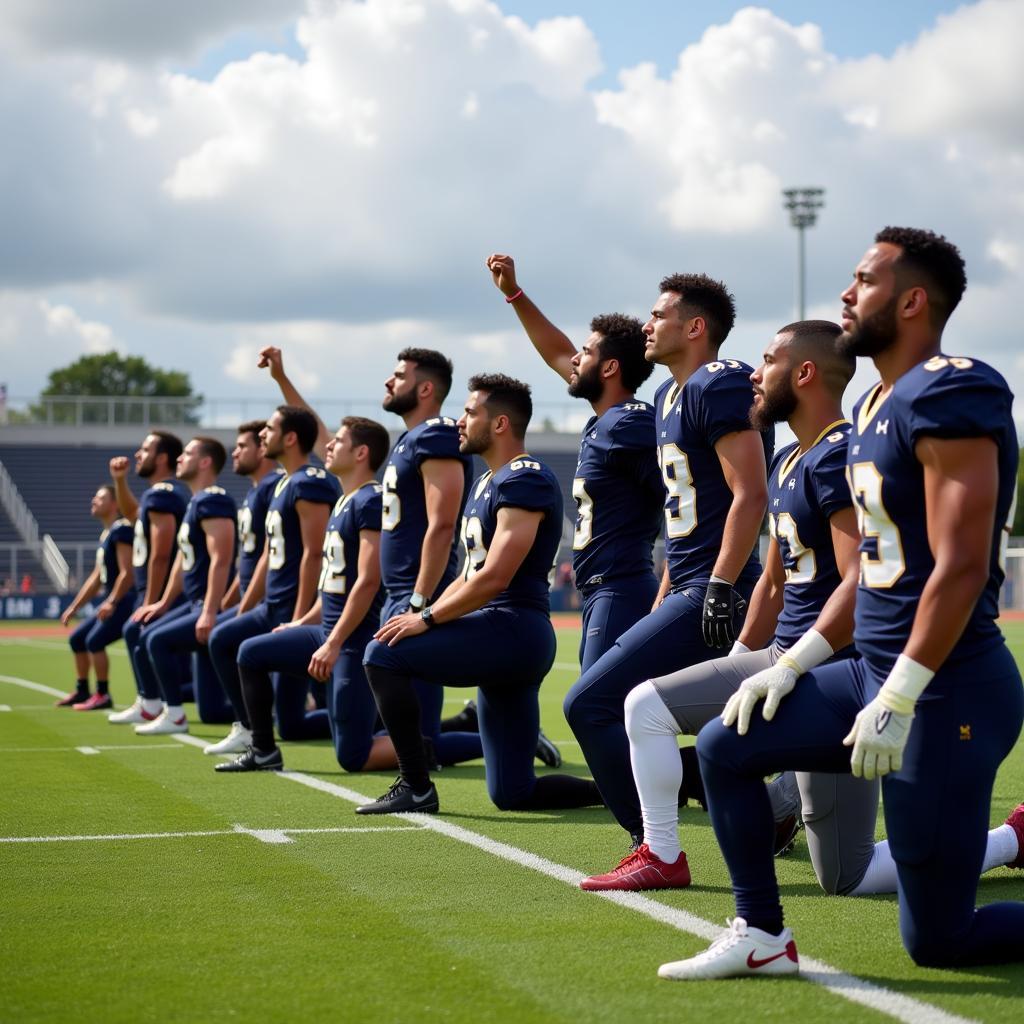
[2, 619, 1023, 1023]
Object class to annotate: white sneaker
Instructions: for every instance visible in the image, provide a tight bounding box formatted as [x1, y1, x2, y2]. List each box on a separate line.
[658, 918, 798, 980]
[203, 722, 253, 755]
[134, 709, 188, 735]
[108, 698, 159, 725]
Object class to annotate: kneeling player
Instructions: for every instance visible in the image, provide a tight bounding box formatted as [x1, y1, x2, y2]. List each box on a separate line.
[58, 485, 135, 710]
[218, 417, 396, 773]
[359, 374, 603, 814]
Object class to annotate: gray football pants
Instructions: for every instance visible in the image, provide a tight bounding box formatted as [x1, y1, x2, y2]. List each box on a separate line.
[650, 646, 880, 895]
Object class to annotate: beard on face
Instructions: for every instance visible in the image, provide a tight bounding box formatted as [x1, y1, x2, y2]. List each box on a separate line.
[749, 379, 798, 432]
[383, 388, 418, 416]
[568, 363, 604, 402]
[137, 456, 156, 479]
[839, 296, 899, 358]
[459, 428, 490, 457]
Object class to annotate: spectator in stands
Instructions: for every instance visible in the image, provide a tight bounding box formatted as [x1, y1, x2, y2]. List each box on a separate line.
[57, 486, 136, 710]
[20, 573, 33, 594]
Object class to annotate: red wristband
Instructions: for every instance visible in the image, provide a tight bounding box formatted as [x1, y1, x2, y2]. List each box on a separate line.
[505, 288, 524, 303]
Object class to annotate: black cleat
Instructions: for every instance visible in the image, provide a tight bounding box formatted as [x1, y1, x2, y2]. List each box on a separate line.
[214, 746, 283, 773]
[773, 813, 801, 857]
[440, 699, 479, 733]
[535, 728, 562, 768]
[678, 746, 708, 811]
[356, 778, 439, 815]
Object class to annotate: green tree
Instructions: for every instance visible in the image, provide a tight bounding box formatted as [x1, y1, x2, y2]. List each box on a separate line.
[34, 353, 202, 425]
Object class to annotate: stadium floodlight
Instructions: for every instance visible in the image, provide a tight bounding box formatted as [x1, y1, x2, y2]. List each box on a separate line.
[782, 187, 825, 321]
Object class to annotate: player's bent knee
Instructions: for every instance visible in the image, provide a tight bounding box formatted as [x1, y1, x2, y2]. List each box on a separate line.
[624, 680, 674, 740]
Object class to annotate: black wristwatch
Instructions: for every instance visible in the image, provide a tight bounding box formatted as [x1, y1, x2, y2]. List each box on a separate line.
[420, 606, 435, 629]
[409, 592, 426, 612]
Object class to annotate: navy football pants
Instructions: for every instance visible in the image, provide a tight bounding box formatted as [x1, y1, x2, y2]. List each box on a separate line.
[577, 573, 660, 674]
[68, 593, 135, 654]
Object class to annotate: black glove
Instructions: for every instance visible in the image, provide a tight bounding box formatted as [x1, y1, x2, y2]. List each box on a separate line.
[702, 580, 747, 648]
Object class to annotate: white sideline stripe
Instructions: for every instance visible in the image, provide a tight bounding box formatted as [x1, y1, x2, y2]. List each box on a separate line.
[279, 770, 976, 1024]
[0, 824, 421, 845]
[0, 704, 10, 711]
[0, 638, 128, 657]
[0, 673, 66, 698]
[0, 743, 184, 753]
[172, 733, 214, 752]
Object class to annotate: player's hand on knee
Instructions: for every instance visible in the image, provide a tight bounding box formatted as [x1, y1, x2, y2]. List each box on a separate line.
[702, 580, 746, 648]
[308, 642, 339, 681]
[721, 663, 798, 735]
[843, 697, 913, 780]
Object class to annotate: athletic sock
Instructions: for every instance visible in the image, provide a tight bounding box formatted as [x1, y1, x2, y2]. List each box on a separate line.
[849, 840, 900, 895]
[625, 681, 684, 863]
[517, 775, 604, 809]
[75, 678, 89, 697]
[983, 823, 1019, 872]
[365, 664, 431, 792]
[238, 663, 277, 753]
[96, 679, 109, 696]
[165, 704, 185, 721]
[141, 697, 163, 715]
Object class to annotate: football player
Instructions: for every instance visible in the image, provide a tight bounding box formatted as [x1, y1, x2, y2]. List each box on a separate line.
[108, 432, 190, 725]
[486, 253, 663, 670]
[125, 437, 237, 735]
[217, 417, 393, 773]
[583, 320, 867, 890]
[205, 406, 339, 756]
[564, 274, 771, 850]
[358, 374, 604, 814]
[57, 485, 135, 710]
[661, 227, 1024, 980]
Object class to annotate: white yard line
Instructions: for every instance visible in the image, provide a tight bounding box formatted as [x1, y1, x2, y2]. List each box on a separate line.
[0, 673, 67, 698]
[279, 770, 977, 1024]
[0, 743, 184, 753]
[0, 638, 128, 656]
[0, 824, 422, 845]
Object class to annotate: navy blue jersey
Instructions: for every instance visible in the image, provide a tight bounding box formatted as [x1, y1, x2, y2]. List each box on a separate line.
[461, 455, 562, 612]
[264, 464, 341, 606]
[237, 468, 284, 596]
[179, 486, 238, 603]
[848, 355, 1018, 674]
[655, 360, 772, 589]
[96, 517, 134, 598]
[572, 401, 663, 588]
[768, 422, 852, 649]
[132, 479, 190, 591]
[318, 482, 386, 632]
[380, 416, 474, 597]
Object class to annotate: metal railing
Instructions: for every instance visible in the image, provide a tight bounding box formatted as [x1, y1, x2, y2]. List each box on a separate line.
[1, 394, 589, 433]
[0, 460, 71, 591]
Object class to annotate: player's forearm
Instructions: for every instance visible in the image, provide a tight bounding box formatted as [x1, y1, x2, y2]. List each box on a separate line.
[202, 554, 231, 619]
[272, 372, 331, 460]
[159, 563, 184, 606]
[712, 491, 766, 583]
[113, 478, 138, 521]
[413, 524, 457, 600]
[238, 557, 267, 613]
[808, 574, 857, 654]
[326, 579, 378, 648]
[293, 598, 322, 627]
[292, 554, 321, 618]
[902, 557, 990, 672]
[144, 554, 172, 604]
[69, 571, 101, 614]
[431, 570, 506, 623]
[509, 293, 576, 383]
[106, 570, 133, 605]
[737, 573, 782, 650]
[221, 576, 240, 610]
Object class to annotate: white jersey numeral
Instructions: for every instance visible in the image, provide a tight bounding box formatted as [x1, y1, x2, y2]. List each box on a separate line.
[238, 506, 257, 555]
[572, 477, 594, 550]
[849, 462, 905, 588]
[659, 443, 697, 538]
[461, 516, 487, 578]
[318, 530, 347, 594]
[769, 512, 816, 583]
[177, 522, 196, 572]
[266, 509, 286, 571]
[132, 518, 148, 567]
[381, 464, 401, 532]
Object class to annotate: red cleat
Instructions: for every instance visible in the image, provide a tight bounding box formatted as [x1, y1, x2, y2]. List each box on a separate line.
[55, 691, 88, 707]
[73, 693, 113, 711]
[1004, 803, 1024, 869]
[580, 843, 691, 891]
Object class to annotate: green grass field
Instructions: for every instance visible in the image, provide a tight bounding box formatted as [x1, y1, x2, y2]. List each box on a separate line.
[2, 620, 1023, 1023]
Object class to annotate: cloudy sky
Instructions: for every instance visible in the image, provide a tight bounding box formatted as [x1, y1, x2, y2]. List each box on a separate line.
[1, 0, 1022, 429]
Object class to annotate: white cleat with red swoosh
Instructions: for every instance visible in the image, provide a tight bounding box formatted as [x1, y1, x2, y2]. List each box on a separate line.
[658, 918, 799, 980]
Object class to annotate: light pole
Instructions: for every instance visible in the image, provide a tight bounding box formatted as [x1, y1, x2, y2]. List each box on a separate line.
[782, 187, 825, 321]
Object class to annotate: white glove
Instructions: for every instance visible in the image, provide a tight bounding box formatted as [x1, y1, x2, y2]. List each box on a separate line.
[843, 654, 932, 780]
[843, 697, 914, 780]
[721, 661, 798, 735]
[729, 640, 751, 657]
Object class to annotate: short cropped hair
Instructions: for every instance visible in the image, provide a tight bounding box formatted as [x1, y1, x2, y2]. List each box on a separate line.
[341, 416, 391, 472]
[237, 419, 267, 444]
[467, 373, 533, 438]
[150, 430, 183, 467]
[590, 313, 653, 393]
[777, 320, 855, 398]
[398, 347, 454, 401]
[192, 436, 227, 474]
[875, 226, 967, 327]
[276, 405, 319, 456]
[658, 273, 736, 349]
[97, 484, 116, 503]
